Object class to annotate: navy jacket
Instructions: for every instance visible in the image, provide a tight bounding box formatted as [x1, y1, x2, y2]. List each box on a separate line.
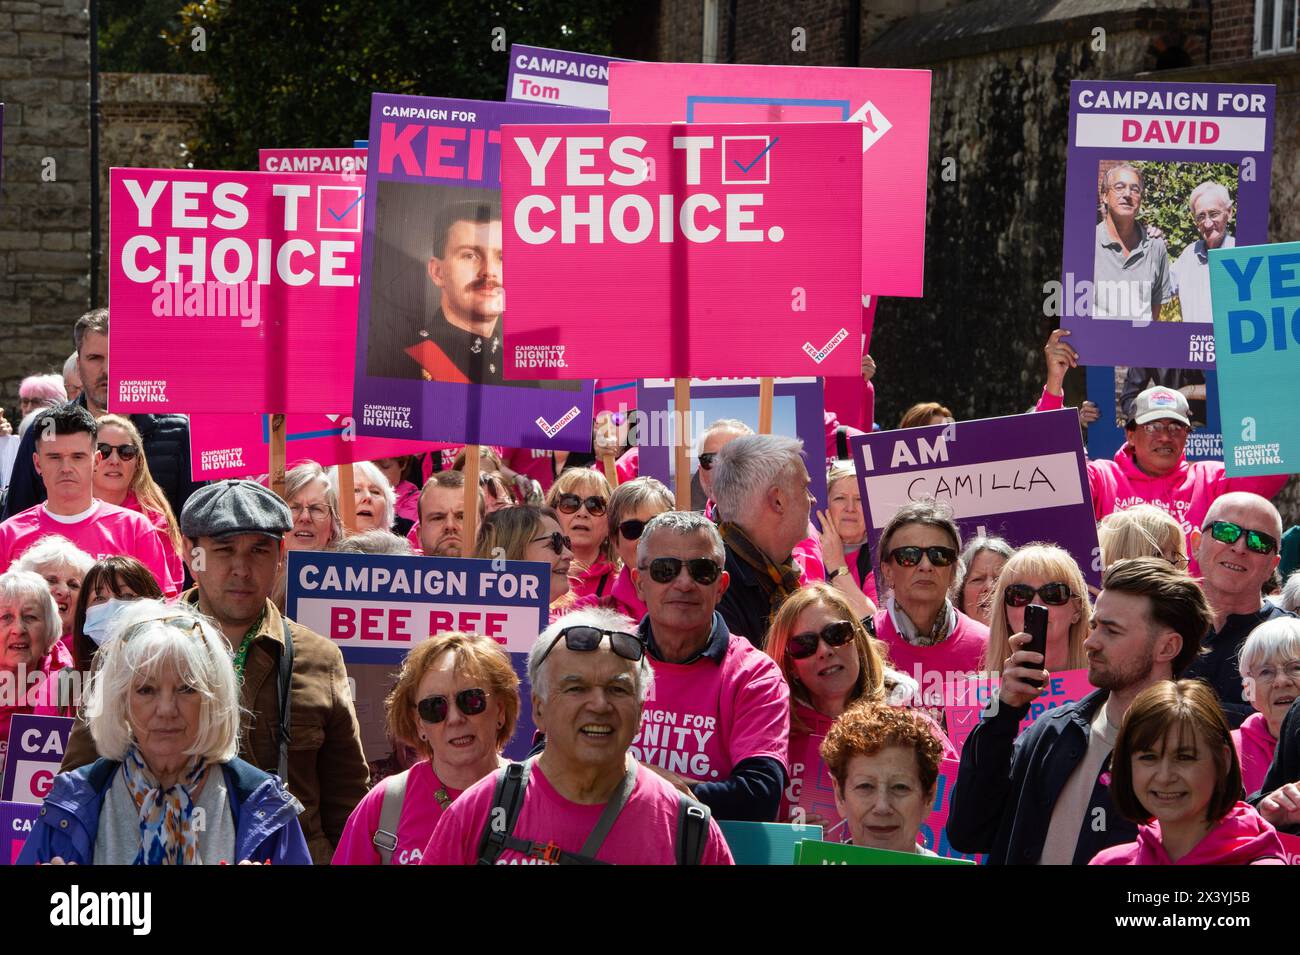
[18, 757, 312, 865]
[947, 689, 1137, 865]
[1184, 603, 1295, 728]
[1250, 697, 1300, 834]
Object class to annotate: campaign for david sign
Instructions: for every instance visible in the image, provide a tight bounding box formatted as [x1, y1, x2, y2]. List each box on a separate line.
[285, 550, 549, 762]
[500, 121, 862, 379]
[353, 94, 601, 449]
[1, 714, 72, 806]
[607, 62, 930, 299]
[188, 413, 448, 481]
[507, 44, 628, 111]
[1209, 239, 1300, 477]
[1059, 81, 1275, 370]
[849, 409, 1102, 587]
[109, 168, 364, 413]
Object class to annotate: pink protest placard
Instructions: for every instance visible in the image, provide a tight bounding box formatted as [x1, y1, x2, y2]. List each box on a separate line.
[109, 168, 363, 413]
[500, 122, 863, 379]
[258, 148, 367, 176]
[188, 414, 452, 481]
[944, 668, 1095, 753]
[608, 63, 931, 298]
[922, 758, 983, 862]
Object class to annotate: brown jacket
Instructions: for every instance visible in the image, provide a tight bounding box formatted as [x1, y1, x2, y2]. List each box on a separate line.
[60, 597, 370, 865]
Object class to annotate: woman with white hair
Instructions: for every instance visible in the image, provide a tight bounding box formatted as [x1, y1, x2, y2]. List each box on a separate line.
[19, 601, 312, 865]
[0, 570, 74, 766]
[332, 461, 398, 536]
[14, 534, 94, 648]
[1235, 617, 1300, 797]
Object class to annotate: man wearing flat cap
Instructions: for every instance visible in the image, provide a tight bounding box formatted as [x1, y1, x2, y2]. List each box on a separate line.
[60, 480, 369, 863]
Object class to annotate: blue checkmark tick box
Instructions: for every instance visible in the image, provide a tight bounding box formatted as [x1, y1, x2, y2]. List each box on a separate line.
[721, 135, 776, 185]
[317, 186, 364, 233]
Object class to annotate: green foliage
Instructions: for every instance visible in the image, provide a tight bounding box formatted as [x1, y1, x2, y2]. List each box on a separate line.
[97, 0, 203, 73]
[157, 0, 629, 170]
[1133, 160, 1238, 261]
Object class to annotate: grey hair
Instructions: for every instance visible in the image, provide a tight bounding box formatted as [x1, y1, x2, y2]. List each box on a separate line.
[710, 434, 806, 521]
[333, 460, 397, 532]
[701, 418, 753, 445]
[285, 460, 344, 545]
[528, 606, 652, 704]
[1281, 572, 1300, 614]
[877, 498, 963, 571]
[1102, 162, 1144, 195]
[637, 510, 725, 566]
[63, 352, 79, 379]
[954, 535, 1014, 609]
[0, 570, 62, 657]
[335, 528, 416, 555]
[607, 477, 673, 541]
[85, 599, 242, 763]
[1239, 617, 1300, 679]
[1188, 181, 1231, 213]
[14, 534, 95, 579]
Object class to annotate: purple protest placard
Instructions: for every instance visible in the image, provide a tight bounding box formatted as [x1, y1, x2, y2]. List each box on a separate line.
[2, 714, 72, 806]
[353, 94, 603, 449]
[635, 377, 828, 512]
[849, 409, 1101, 588]
[507, 44, 629, 111]
[0, 801, 38, 865]
[1060, 81, 1275, 369]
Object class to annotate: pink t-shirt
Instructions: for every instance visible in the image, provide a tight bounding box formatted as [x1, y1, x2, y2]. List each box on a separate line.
[569, 555, 617, 601]
[873, 605, 989, 694]
[331, 760, 463, 866]
[120, 490, 184, 592]
[1232, 712, 1277, 799]
[501, 447, 556, 493]
[393, 481, 420, 525]
[0, 502, 179, 597]
[630, 633, 790, 783]
[421, 759, 734, 865]
[573, 566, 647, 623]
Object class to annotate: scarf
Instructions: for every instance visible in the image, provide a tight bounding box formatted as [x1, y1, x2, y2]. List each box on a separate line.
[886, 595, 955, 647]
[720, 522, 802, 616]
[122, 745, 209, 866]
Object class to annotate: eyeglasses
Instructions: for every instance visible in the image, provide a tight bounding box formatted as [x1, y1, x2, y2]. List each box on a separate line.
[1254, 661, 1300, 684]
[886, 546, 957, 568]
[643, 556, 723, 585]
[1139, 421, 1189, 437]
[1108, 182, 1142, 197]
[416, 688, 488, 724]
[697, 452, 717, 471]
[97, 443, 139, 461]
[537, 625, 645, 668]
[555, 493, 607, 516]
[530, 531, 572, 556]
[290, 503, 331, 522]
[786, 620, 856, 660]
[1203, 520, 1278, 555]
[1166, 553, 1190, 570]
[618, 519, 648, 541]
[1193, 210, 1227, 225]
[1004, 582, 1074, 607]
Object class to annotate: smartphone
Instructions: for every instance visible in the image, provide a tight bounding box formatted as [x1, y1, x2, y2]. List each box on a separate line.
[1022, 604, 1049, 691]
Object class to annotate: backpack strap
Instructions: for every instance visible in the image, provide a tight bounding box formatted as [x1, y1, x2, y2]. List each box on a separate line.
[371, 769, 411, 865]
[277, 618, 295, 783]
[477, 759, 535, 865]
[576, 759, 637, 859]
[674, 794, 712, 865]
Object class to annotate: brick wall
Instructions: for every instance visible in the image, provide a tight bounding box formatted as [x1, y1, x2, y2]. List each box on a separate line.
[0, 0, 91, 411]
[96, 72, 214, 303]
[1212, 0, 1256, 62]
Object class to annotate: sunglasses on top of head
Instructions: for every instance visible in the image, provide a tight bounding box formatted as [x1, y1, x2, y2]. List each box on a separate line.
[555, 494, 607, 516]
[786, 620, 856, 660]
[537, 625, 645, 667]
[416, 687, 488, 724]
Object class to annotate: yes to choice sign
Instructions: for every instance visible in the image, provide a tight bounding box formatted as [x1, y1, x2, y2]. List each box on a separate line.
[2, 715, 73, 806]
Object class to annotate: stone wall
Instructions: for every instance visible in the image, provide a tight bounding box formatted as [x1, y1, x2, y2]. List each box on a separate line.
[0, 0, 91, 409]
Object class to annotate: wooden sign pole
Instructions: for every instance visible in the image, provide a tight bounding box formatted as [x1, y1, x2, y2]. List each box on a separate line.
[602, 453, 619, 488]
[462, 444, 481, 555]
[758, 377, 775, 434]
[673, 379, 691, 510]
[269, 415, 287, 500]
[337, 462, 357, 533]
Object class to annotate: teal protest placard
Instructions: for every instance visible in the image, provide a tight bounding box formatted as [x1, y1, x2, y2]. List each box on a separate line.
[718, 821, 822, 866]
[1209, 240, 1300, 476]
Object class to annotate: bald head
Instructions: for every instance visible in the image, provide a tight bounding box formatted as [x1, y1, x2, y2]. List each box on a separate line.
[1203, 492, 1282, 540]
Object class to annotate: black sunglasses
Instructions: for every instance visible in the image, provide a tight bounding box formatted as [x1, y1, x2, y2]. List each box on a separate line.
[886, 545, 957, 568]
[1004, 582, 1073, 607]
[97, 442, 139, 461]
[555, 494, 607, 516]
[531, 531, 571, 556]
[618, 519, 648, 541]
[786, 620, 856, 660]
[1204, 520, 1278, 555]
[416, 687, 488, 724]
[644, 556, 722, 585]
[698, 452, 718, 471]
[538, 625, 645, 667]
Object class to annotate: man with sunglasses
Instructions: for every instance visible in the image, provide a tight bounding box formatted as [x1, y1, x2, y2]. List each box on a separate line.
[1184, 493, 1295, 727]
[1037, 368, 1288, 572]
[0, 404, 178, 595]
[628, 512, 791, 822]
[421, 608, 733, 864]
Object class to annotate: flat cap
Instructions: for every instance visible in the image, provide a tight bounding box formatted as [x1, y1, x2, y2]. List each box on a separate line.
[180, 479, 292, 540]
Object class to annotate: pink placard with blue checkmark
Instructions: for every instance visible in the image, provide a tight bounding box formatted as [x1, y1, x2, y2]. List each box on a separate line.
[608, 62, 931, 299]
[109, 168, 364, 413]
[499, 121, 863, 378]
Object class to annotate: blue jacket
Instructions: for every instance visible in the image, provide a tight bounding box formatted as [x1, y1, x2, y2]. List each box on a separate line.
[947, 689, 1137, 865]
[18, 757, 313, 865]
